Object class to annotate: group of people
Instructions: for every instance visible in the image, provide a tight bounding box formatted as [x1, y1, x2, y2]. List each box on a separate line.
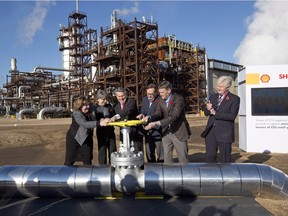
[65, 76, 240, 166]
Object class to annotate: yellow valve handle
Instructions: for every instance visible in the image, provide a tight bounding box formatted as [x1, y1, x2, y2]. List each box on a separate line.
[107, 120, 145, 127]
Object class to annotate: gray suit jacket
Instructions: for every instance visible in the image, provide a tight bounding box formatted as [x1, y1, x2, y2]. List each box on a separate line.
[73, 111, 99, 145]
[150, 93, 191, 142]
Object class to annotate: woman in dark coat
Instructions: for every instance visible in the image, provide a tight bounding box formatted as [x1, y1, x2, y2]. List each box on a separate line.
[64, 96, 110, 165]
[94, 90, 117, 164]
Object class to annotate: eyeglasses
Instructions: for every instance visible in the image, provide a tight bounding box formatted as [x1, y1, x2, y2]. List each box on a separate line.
[146, 93, 154, 96]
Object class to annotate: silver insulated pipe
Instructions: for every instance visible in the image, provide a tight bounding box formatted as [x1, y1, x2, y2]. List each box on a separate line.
[0, 165, 111, 198]
[144, 163, 288, 200]
[0, 163, 288, 199]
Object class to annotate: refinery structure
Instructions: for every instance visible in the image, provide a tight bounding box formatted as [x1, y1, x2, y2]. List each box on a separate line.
[0, 8, 207, 119]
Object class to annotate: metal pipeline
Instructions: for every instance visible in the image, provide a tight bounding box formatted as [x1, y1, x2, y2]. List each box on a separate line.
[41, 78, 80, 88]
[33, 66, 74, 73]
[37, 107, 66, 120]
[18, 108, 35, 119]
[1, 86, 31, 100]
[45, 78, 80, 87]
[204, 53, 209, 99]
[144, 163, 288, 200]
[0, 165, 111, 198]
[0, 163, 287, 199]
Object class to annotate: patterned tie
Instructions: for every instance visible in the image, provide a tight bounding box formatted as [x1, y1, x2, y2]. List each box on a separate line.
[217, 95, 223, 109]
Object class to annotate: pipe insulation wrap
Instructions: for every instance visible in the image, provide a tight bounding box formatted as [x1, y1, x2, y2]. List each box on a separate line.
[0, 165, 111, 198]
[144, 163, 288, 199]
[0, 163, 288, 199]
[37, 107, 66, 120]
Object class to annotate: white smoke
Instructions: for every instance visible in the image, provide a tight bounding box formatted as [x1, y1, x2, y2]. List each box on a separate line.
[18, 0, 55, 45]
[114, 2, 139, 16]
[234, 0, 288, 66]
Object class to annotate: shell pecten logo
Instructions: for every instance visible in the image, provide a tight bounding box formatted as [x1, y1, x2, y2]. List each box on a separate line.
[260, 74, 270, 83]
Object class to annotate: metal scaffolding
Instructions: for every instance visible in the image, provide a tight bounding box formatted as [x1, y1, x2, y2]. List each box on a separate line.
[1, 10, 207, 118]
[157, 36, 206, 113]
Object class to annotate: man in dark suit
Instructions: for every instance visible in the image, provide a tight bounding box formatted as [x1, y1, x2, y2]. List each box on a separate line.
[113, 87, 143, 152]
[201, 75, 240, 163]
[137, 84, 164, 163]
[144, 81, 191, 164]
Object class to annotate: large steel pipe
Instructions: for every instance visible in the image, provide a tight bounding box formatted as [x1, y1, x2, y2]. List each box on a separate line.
[18, 108, 35, 119]
[145, 163, 288, 199]
[0, 165, 111, 198]
[37, 107, 66, 120]
[0, 163, 288, 200]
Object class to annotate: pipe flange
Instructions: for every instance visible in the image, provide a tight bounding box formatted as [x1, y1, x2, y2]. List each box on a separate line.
[111, 151, 144, 168]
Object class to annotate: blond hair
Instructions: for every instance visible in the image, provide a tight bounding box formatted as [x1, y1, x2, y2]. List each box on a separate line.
[73, 96, 87, 111]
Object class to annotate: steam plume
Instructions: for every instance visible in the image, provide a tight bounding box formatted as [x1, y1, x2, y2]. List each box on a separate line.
[234, 0, 288, 66]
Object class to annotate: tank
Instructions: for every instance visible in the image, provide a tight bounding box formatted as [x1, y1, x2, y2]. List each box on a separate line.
[10, 58, 17, 71]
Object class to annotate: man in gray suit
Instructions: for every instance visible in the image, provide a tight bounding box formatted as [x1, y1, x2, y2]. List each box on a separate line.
[144, 81, 191, 164]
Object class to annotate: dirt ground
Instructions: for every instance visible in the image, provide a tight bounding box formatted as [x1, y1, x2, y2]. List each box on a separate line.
[0, 116, 287, 215]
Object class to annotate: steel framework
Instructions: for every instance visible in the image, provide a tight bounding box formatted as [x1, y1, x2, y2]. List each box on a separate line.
[1, 11, 207, 117]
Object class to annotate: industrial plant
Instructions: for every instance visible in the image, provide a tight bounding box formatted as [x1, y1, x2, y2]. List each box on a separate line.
[0, 8, 238, 120]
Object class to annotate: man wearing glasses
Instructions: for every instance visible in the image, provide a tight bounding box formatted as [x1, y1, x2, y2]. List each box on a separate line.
[137, 84, 164, 163]
[143, 81, 191, 164]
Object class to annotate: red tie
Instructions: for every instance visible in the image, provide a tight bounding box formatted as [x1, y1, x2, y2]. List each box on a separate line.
[121, 103, 124, 110]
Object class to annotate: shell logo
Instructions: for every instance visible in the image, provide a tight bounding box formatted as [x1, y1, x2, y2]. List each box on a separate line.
[260, 74, 270, 83]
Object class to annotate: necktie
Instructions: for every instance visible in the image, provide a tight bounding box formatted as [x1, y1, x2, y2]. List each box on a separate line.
[217, 95, 223, 108]
[165, 100, 169, 108]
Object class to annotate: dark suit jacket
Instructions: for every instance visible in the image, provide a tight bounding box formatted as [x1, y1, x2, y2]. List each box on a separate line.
[114, 97, 142, 142]
[140, 95, 161, 137]
[150, 93, 191, 142]
[89, 103, 110, 118]
[92, 103, 115, 135]
[113, 98, 138, 120]
[202, 91, 240, 143]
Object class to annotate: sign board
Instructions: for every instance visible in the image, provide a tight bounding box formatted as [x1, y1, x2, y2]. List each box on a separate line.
[238, 65, 288, 153]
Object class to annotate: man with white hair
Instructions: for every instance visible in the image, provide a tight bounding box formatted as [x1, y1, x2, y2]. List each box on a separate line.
[201, 76, 240, 163]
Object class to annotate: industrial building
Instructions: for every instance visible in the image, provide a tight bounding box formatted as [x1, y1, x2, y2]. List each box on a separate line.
[207, 59, 243, 96]
[0, 9, 241, 119]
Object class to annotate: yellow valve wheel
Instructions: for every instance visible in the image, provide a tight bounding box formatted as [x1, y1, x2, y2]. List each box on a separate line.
[107, 120, 145, 127]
